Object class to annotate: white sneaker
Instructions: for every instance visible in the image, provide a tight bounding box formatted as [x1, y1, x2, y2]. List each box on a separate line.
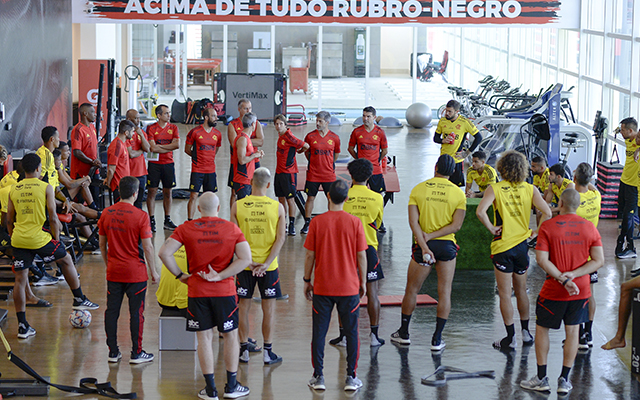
[344, 375, 363, 391]
[520, 375, 550, 391]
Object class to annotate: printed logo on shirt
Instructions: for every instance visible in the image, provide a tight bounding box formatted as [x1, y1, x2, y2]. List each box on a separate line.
[168, 129, 173, 134]
[556, 221, 567, 226]
[188, 319, 200, 329]
[373, 135, 378, 140]
[359, 135, 363, 139]
[500, 186, 511, 192]
[327, 139, 334, 145]
[213, 135, 217, 141]
[199, 136, 203, 139]
[425, 182, 436, 187]
[281, 140, 285, 145]
[243, 201, 254, 208]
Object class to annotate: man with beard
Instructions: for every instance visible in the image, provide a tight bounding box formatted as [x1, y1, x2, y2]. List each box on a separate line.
[433, 100, 482, 187]
[105, 120, 135, 202]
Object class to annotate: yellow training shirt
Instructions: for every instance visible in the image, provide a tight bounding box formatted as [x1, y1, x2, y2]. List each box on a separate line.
[490, 180, 534, 254]
[0, 171, 19, 189]
[621, 137, 640, 186]
[533, 168, 550, 193]
[344, 184, 384, 250]
[467, 164, 497, 192]
[551, 178, 572, 203]
[435, 115, 479, 163]
[10, 178, 51, 249]
[577, 189, 601, 228]
[0, 185, 11, 214]
[156, 246, 188, 309]
[236, 195, 280, 271]
[36, 145, 59, 190]
[408, 176, 466, 243]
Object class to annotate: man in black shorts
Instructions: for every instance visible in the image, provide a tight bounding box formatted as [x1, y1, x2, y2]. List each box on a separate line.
[521, 189, 603, 395]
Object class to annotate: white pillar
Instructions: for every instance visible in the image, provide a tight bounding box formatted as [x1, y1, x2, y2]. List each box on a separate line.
[317, 26, 323, 112]
[412, 26, 417, 104]
[175, 25, 180, 98]
[365, 26, 370, 106]
[270, 25, 276, 74]
[223, 25, 228, 73]
[182, 25, 188, 100]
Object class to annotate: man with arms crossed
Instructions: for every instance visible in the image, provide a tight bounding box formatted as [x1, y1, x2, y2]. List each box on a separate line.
[348, 107, 388, 194]
[615, 117, 639, 259]
[99, 176, 159, 364]
[273, 114, 309, 236]
[8, 153, 98, 339]
[520, 189, 603, 394]
[125, 109, 151, 210]
[231, 167, 286, 365]
[301, 111, 341, 234]
[159, 193, 251, 400]
[304, 180, 367, 392]
[391, 155, 465, 351]
[104, 120, 134, 202]
[186, 108, 222, 220]
[146, 104, 180, 231]
[70, 103, 101, 201]
[232, 113, 264, 201]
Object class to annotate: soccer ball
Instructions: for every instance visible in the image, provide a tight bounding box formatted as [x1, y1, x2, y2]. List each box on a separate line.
[69, 310, 92, 329]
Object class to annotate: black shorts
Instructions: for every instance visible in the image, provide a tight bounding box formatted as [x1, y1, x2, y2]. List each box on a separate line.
[366, 245, 384, 282]
[305, 181, 332, 197]
[147, 163, 176, 189]
[412, 240, 458, 264]
[227, 165, 234, 188]
[12, 240, 67, 271]
[536, 296, 589, 329]
[233, 182, 251, 199]
[190, 172, 218, 193]
[274, 173, 297, 199]
[449, 162, 464, 187]
[368, 174, 386, 193]
[236, 269, 282, 299]
[491, 240, 529, 275]
[589, 271, 598, 284]
[186, 296, 239, 332]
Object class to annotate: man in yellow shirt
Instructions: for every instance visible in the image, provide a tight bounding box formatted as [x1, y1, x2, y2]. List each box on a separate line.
[531, 156, 550, 195]
[231, 167, 286, 365]
[391, 155, 466, 351]
[331, 158, 385, 347]
[156, 246, 189, 314]
[546, 163, 575, 213]
[433, 100, 482, 187]
[8, 153, 98, 339]
[36, 127, 75, 214]
[465, 150, 497, 198]
[616, 117, 639, 259]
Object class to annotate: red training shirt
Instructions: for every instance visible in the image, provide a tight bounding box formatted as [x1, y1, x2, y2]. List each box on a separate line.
[146, 122, 180, 165]
[107, 137, 131, 192]
[349, 125, 388, 175]
[127, 131, 147, 177]
[304, 130, 341, 183]
[98, 202, 153, 283]
[70, 122, 98, 179]
[536, 213, 602, 301]
[304, 210, 367, 296]
[170, 217, 247, 298]
[185, 125, 222, 174]
[233, 132, 255, 185]
[276, 129, 306, 174]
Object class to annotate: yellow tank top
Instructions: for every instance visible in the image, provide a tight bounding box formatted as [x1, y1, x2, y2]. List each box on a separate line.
[10, 178, 51, 249]
[156, 246, 188, 309]
[490, 180, 534, 254]
[532, 168, 550, 193]
[551, 178, 572, 203]
[344, 184, 384, 249]
[36, 146, 59, 190]
[576, 190, 601, 228]
[236, 195, 279, 271]
[621, 137, 640, 186]
[0, 185, 11, 214]
[0, 171, 19, 189]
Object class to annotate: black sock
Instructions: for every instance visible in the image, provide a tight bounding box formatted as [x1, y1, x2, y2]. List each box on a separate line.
[165, 215, 171, 222]
[227, 371, 237, 389]
[520, 320, 529, 332]
[89, 202, 98, 210]
[400, 314, 412, 335]
[16, 311, 27, 325]
[289, 217, 295, 224]
[561, 366, 571, 380]
[537, 364, 547, 380]
[371, 325, 379, 337]
[433, 317, 447, 341]
[187, 218, 192, 221]
[203, 373, 215, 395]
[71, 287, 84, 299]
[264, 342, 273, 356]
[240, 342, 248, 352]
[506, 323, 515, 339]
[584, 320, 593, 335]
[304, 217, 311, 223]
[150, 215, 155, 221]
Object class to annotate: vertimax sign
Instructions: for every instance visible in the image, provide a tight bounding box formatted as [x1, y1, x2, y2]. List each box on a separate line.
[74, 0, 580, 27]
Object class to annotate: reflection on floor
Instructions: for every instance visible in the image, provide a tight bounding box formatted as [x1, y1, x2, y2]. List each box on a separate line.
[0, 121, 638, 399]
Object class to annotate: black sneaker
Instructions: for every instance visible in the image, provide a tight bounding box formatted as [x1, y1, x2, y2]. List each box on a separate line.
[108, 351, 122, 363]
[390, 330, 410, 345]
[616, 248, 637, 259]
[223, 382, 250, 398]
[287, 222, 296, 236]
[130, 350, 154, 364]
[17, 323, 36, 339]
[73, 296, 99, 310]
[615, 241, 624, 255]
[164, 218, 178, 231]
[32, 272, 59, 286]
[301, 221, 310, 234]
[198, 387, 219, 400]
[527, 237, 537, 249]
[149, 217, 156, 233]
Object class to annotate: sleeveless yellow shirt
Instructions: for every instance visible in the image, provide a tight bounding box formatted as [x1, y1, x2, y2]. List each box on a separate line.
[156, 246, 188, 309]
[236, 195, 280, 271]
[10, 177, 51, 249]
[344, 184, 384, 250]
[490, 180, 534, 254]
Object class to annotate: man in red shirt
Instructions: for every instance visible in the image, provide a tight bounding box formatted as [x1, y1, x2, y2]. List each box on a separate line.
[185, 108, 222, 220]
[301, 111, 341, 234]
[125, 109, 151, 210]
[274, 114, 309, 236]
[159, 192, 253, 400]
[70, 103, 101, 199]
[348, 106, 388, 194]
[303, 180, 367, 392]
[105, 120, 134, 202]
[227, 99, 264, 207]
[520, 189, 603, 395]
[146, 104, 180, 232]
[99, 176, 158, 364]
[232, 112, 264, 200]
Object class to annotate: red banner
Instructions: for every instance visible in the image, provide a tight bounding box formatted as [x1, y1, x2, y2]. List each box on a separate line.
[78, 59, 108, 138]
